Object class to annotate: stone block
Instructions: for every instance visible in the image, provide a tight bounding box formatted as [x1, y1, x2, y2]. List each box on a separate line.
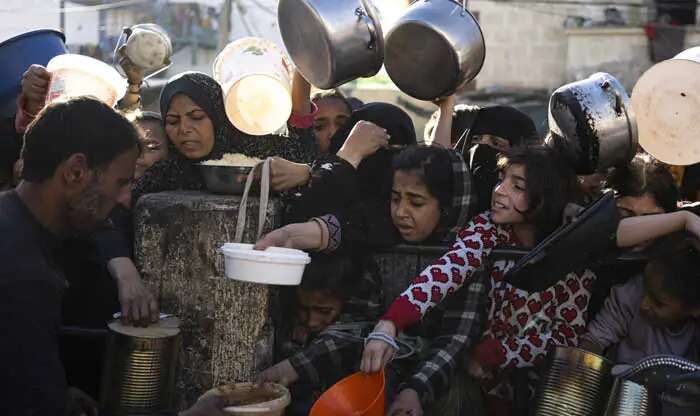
[134, 191, 282, 409]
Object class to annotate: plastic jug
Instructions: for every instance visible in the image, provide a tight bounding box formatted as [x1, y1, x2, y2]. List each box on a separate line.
[47, 54, 127, 107]
[213, 37, 293, 136]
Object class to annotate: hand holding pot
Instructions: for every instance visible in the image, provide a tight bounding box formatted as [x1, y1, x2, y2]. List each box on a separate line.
[336, 120, 389, 168]
[360, 320, 397, 373]
[21, 64, 51, 115]
[269, 157, 310, 191]
[257, 359, 299, 387]
[179, 394, 227, 416]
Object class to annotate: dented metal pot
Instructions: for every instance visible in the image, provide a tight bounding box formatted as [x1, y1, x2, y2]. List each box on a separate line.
[548, 72, 637, 174]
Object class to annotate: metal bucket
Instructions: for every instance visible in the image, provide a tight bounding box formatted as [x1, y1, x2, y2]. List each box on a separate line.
[534, 346, 614, 416]
[603, 379, 651, 416]
[100, 316, 181, 415]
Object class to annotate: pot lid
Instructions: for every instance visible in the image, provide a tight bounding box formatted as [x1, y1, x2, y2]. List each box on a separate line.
[108, 315, 180, 338]
[632, 56, 700, 166]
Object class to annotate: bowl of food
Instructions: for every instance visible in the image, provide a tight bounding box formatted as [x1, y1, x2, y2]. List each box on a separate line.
[200, 382, 291, 416]
[220, 243, 310, 285]
[198, 153, 261, 195]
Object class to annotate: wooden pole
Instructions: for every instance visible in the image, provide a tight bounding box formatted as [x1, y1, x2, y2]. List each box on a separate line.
[218, 0, 233, 51]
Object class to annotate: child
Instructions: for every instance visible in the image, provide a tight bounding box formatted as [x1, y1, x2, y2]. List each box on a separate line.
[258, 252, 382, 414]
[580, 238, 700, 364]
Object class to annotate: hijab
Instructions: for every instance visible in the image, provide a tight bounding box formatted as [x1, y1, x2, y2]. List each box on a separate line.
[328, 102, 417, 200]
[465, 106, 539, 214]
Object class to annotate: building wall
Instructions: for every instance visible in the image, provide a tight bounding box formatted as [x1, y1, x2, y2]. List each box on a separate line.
[469, 0, 651, 91]
[65, 2, 100, 46]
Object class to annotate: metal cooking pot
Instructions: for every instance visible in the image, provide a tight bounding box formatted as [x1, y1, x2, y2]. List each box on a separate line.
[277, 0, 383, 89]
[384, 0, 485, 100]
[549, 72, 638, 175]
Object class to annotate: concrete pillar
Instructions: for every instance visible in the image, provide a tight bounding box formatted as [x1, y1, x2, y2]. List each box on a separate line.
[134, 191, 281, 409]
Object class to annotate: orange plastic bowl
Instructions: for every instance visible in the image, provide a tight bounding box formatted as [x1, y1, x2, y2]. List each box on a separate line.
[310, 370, 385, 416]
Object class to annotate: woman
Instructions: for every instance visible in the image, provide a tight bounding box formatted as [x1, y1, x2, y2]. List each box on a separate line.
[362, 142, 700, 415]
[311, 89, 352, 154]
[133, 71, 316, 200]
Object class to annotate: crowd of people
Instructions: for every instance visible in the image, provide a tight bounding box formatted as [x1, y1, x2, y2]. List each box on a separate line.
[1, 39, 699, 416]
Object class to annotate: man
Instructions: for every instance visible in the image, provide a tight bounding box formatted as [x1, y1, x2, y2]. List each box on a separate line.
[0, 97, 227, 416]
[0, 97, 141, 415]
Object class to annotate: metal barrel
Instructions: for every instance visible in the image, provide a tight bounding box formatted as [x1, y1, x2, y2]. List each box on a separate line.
[534, 347, 614, 416]
[603, 379, 650, 416]
[100, 320, 181, 415]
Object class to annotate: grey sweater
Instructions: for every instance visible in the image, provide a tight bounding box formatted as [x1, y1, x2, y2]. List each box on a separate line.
[581, 275, 700, 364]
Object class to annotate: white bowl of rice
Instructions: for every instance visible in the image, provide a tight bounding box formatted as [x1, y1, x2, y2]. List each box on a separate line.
[198, 153, 261, 194]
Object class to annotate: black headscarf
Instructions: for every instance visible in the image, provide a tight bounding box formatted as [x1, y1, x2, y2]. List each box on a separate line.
[133, 72, 316, 201]
[158, 71, 242, 162]
[465, 106, 539, 213]
[328, 102, 417, 200]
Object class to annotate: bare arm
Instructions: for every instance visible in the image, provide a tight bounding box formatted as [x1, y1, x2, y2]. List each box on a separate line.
[291, 70, 312, 116]
[430, 95, 455, 148]
[254, 221, 325, 251]
[616, 210, 700, 248]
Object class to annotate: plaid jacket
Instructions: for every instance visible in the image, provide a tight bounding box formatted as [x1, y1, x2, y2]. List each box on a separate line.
[287, 266, 488, 407]
[286, 258, 383, 390]
[402, 270, 489, 406]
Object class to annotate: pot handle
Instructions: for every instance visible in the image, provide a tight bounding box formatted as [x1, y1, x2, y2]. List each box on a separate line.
[355, 7, 378, 50]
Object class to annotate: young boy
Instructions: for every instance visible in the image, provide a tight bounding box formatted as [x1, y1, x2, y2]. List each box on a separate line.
[258, 252, 382, 414]
[580, 239, 700, 364]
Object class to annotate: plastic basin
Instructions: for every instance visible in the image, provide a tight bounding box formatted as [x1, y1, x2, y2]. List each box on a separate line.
[310, 370, 385, 416]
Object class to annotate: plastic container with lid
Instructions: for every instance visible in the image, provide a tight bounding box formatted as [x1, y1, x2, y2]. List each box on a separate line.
[220, 243, 311, 285]
[47, 54, 127, 107]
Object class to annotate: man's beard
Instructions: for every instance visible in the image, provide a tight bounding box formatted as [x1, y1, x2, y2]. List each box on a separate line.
[66, 177, 110, 234]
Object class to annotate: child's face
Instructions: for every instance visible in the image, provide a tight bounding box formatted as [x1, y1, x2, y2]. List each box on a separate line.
[491, 164, 529, 225]
[296, 289, 343, 334]
[391, 169, 441, 242]
[640, 269, 693, 329]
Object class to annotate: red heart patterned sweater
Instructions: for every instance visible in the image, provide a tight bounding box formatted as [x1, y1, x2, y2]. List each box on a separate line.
[382, 211, 596, 370]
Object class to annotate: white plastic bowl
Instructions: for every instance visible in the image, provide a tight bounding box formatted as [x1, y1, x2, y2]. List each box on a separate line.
[220, 243, 310, 285]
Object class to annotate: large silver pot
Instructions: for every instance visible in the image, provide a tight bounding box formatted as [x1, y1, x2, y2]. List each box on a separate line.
[278, 0, 383, 89]
[549, 72, 638, 174]
[384, 0, 485, 100]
